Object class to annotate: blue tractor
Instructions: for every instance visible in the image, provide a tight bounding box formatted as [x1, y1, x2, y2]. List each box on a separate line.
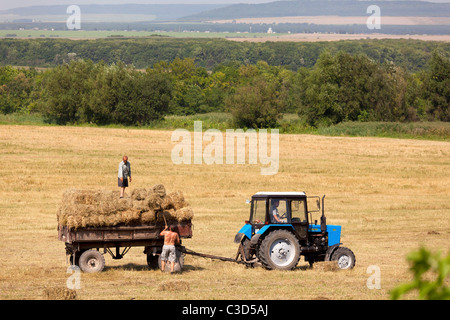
[234, 192, 356, 270]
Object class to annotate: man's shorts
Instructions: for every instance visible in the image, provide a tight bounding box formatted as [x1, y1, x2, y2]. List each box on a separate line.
[118, 178, 128, 187]
[161, 245, 177, 263]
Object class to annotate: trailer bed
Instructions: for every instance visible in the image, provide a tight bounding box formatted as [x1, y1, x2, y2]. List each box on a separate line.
[58, 222, 192, 244]
[58, 221, 192, 272]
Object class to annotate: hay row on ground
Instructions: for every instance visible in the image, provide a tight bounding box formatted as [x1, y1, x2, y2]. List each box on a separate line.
[57, 184, 194, 229]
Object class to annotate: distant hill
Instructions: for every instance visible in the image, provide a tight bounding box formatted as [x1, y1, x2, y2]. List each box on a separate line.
[0, 4, 227, 22]
[179, 0, 450, 21]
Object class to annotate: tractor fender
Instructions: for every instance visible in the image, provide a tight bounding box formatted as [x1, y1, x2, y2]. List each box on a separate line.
[235, 224, 294, 245]
[252, 224, 294, 246]
[325, 243, 342, 261]
[234, 224, 252, 243]
[234, 233, 245, 244]
[257, 224, 293, 235]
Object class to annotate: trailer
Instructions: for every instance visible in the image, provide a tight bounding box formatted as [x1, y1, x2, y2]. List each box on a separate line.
[58, 221, 192, 273]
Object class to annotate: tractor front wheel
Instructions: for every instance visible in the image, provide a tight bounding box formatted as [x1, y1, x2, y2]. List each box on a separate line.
[331, 247, 356, 270]
[258, 229, 300, 270]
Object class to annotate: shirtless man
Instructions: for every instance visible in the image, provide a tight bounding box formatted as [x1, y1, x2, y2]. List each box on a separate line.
[159, 225, 180, 273]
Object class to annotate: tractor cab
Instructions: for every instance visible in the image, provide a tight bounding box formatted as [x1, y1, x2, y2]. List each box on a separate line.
[235, 192, 355, 270]
[238, 192, 330, 244]
[248, 192, 311, 239]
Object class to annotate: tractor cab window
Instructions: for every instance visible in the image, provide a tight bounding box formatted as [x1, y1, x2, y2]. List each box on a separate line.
[251, 200, 266, 224]
[269, 199, 288, 223]
[291, 199, 307, 223]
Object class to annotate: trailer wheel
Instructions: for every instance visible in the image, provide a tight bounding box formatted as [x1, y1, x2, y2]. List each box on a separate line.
[158, 248, 184, 273]
[330, 247, 356, 270]
[147, 254, 159, 269]
[258, 229, 300, 270]
[69, 254, 80, 267]
[79, 250, 105, 273]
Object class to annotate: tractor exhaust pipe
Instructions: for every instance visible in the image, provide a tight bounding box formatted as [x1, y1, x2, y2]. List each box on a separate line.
[320, 195, 326, 233]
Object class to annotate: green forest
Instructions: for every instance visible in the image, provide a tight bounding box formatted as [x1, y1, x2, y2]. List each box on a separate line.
[2, 38, 449, 72]
[1, 51, 448, 128]
[0, 38, 448, 132]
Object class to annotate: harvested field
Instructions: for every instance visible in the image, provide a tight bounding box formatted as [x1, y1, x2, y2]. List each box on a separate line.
[211, 16, 450, 26]
[228, 33, 450, 42]
[0, 125, 448, 300]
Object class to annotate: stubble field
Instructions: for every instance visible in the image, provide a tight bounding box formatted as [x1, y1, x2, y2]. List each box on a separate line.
[212, 16, 450, 26]
[0, 124, 448, 300]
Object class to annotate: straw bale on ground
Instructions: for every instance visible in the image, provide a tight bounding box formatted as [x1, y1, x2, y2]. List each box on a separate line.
[57, 184, 193, 229]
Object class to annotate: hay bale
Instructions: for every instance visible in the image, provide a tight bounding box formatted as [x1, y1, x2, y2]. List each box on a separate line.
[131, 188, 147, 201]
[315, 261, 340, 272]
[147, 192, 165, 211]
[152, 184, 166, 197]
[43, 287, 77, 300]
[174, 207, 194, 221]
[57, 189, 138, 229]
[158, 280, 190, 292]
[156, 207, 193, 224]
[57, 185, 193, 229]
[157, 209, 176, 223]
[140, 210, 157, 223]
[162, 191, 188, 210]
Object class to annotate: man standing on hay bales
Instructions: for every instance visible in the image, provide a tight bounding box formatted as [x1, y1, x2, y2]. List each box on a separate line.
[160, 225, 180, 273]
[118, 155, 132, 198]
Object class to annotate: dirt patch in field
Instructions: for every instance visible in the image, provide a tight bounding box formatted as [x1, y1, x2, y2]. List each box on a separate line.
[211, 16, 450, 26]
[227, 33, 450, 43]
[158, 280, 191, 292]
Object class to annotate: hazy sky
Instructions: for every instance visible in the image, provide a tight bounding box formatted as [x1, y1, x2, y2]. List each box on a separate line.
[1, 0, 449, 11]
[0, 1, 277, 11]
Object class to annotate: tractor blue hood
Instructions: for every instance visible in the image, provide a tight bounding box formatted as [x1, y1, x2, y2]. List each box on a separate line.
[236, 223, 341, 247]
[309, 224, 342, 247]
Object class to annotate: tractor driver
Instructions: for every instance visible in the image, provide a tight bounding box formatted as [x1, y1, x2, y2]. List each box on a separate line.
[270, 199, 286, 223]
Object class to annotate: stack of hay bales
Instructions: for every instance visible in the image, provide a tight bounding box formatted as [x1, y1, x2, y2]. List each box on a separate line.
[57, 184, 194, 230]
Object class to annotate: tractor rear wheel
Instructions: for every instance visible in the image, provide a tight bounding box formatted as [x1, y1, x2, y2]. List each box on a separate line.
[258, 229, 300, 270]
[241, 238, 255, 261]
[331, 247, 356, 270]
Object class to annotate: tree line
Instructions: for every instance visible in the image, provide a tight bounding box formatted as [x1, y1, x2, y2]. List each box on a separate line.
[3, 22, 449, 36]
[0, 49, 448, 127]
[1, 38, 449, 73]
